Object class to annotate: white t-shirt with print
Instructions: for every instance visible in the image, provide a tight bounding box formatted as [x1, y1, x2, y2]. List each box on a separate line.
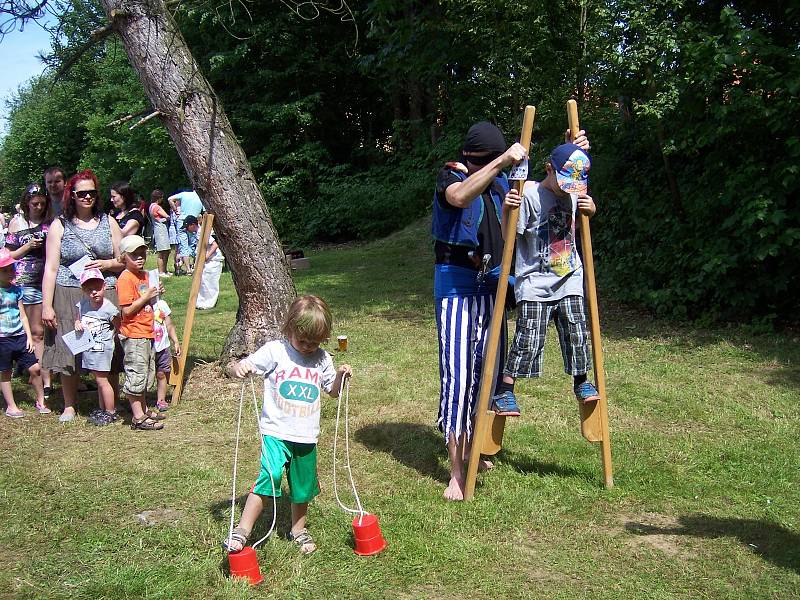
[153, 299, 172, 352]
[245, 339, 336, 444]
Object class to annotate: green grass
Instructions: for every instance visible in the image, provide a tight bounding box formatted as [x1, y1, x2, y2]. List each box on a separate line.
[1, 218, 798, 599]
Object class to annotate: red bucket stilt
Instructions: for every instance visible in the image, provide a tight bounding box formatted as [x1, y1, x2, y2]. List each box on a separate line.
[352, 513, 387, 556]
[228, 546, 264, 585]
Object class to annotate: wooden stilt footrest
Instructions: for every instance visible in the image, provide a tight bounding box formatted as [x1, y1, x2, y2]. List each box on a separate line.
[480, 411, 506, 456]
[579, 398, 603, 442]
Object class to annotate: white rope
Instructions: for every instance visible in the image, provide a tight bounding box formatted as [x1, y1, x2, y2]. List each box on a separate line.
[249, 377, 277, 550]
[332, 376, 366, 524]
[227, 378, 277, 551]
[226, 381, 246, 549]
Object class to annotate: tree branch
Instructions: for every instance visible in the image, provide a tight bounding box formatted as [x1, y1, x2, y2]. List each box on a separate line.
[50, 23, 113, 84]
[129, 110, 162, 129]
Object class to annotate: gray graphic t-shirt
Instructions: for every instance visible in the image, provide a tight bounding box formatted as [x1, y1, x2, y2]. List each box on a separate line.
[514, 181, 584, 302]
[78, 297, 119, 372]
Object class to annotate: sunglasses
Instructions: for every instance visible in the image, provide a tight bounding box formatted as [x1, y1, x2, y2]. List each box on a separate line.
[72, 189, 99, 200]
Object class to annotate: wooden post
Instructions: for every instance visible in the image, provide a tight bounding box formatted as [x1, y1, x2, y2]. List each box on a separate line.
[169, 213, 214, 404]
[464, 106, 536, 501]
[567, 99, 614, 488]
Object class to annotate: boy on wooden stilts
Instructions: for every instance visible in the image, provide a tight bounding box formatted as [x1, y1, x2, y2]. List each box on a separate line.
[493, 144, 599, 414]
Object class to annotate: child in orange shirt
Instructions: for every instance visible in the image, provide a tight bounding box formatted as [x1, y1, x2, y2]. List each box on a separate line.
[117, 235, 165, 431]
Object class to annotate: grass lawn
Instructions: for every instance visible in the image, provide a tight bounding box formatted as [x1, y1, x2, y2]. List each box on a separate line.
[1, 218, 798, 599]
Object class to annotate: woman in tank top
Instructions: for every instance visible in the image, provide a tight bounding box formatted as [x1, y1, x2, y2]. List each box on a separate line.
[41, 169, 124, 423]
[110, 181, 145, 238]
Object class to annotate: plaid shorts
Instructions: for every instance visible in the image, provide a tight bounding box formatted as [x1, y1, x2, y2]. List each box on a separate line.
[504, 296, 591, 378]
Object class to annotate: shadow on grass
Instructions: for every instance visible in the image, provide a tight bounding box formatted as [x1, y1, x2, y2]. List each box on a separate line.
[355, 422, 449, 483]
[625, 514, 800, 574]
[498, 448, 592, 481]
[208, 493, 293, 541]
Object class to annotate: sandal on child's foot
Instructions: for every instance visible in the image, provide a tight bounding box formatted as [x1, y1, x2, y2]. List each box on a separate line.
[131, 415, 164, 431]
[222, 526, 250, 553]
[289, 528, 317, 554]
[146, 410, 167, 421]
[35, 402, 51, 415]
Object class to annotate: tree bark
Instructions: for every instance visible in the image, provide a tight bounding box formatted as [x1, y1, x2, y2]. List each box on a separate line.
[99, 0, 295, 358]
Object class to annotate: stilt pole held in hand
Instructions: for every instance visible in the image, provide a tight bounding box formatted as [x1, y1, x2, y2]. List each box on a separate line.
[464, 106, 536, 501]
[567, 99, 614, 489]
[169, 212, 214, 404]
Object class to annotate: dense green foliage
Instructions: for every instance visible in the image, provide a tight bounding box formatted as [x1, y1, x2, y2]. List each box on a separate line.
[0, 0, 797, 322]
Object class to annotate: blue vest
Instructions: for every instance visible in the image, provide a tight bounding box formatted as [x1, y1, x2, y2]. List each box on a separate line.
[431, 170, 509, 248]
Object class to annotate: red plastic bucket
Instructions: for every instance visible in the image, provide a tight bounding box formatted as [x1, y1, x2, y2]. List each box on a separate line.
[228, 546, 264, 585]
[352, 513, 387, 556]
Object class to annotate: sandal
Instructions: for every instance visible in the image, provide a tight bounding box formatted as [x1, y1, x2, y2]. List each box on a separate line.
[131, 415, 164, 430]
[222, 526, 250, 553]
[35, 402, 52, 415]
[289, 528, 317, 554]
[146, 410, 167, 421]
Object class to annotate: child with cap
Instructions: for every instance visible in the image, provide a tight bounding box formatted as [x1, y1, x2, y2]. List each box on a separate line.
[117, 234, 165, 430]
[75, 267, 121, 426]
[492, 143, 599, 415]
[180, 215, 199, 274]
[0, 248, 47, 417]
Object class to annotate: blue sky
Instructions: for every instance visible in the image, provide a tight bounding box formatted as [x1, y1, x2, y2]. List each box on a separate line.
[0, 21, 53, 133]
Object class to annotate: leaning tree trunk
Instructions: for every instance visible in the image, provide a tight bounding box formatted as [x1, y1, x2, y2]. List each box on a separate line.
[99, 0, 295, 358]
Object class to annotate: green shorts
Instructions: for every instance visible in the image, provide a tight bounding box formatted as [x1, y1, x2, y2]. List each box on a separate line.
[252, 435, 320, 504]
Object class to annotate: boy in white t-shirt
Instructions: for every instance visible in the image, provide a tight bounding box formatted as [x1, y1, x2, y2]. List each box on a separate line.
[224, 295, 351, 555]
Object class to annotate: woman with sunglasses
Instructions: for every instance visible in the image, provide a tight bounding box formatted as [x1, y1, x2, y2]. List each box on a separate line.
[41, 170, 124, 423]
[5, 183, 54, 402]
[110, 181, 146, 238]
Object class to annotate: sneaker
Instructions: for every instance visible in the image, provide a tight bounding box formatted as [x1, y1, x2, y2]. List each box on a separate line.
[59, 409, 76, 423]
[43, 386, 52, 401]
[491, 390, 521, 417]
[575, 381, 601, 404]
[156, 400, 169, 412]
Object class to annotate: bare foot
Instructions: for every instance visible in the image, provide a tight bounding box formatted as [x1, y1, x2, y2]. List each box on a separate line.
[443, 476, 465, 501]
[464, 454, 494, 472]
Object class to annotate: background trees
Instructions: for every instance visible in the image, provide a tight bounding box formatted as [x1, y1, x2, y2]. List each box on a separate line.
[1, 0, 797, 324]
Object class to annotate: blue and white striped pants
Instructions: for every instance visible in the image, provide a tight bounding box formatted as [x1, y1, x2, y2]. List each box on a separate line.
[435, 294, 507, 444]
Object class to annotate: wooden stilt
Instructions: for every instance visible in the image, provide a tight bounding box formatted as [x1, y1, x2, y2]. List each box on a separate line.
[464, 106, 536, 501]
[567, 99, 614, 488]
[169, 213, 214, 405]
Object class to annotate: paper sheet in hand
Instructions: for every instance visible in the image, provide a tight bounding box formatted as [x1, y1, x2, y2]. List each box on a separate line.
[61, 329, 95, 355]
[508, 158, 529, 181]
[148, 269, 160, 290]
[68, 255, 92, 280]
